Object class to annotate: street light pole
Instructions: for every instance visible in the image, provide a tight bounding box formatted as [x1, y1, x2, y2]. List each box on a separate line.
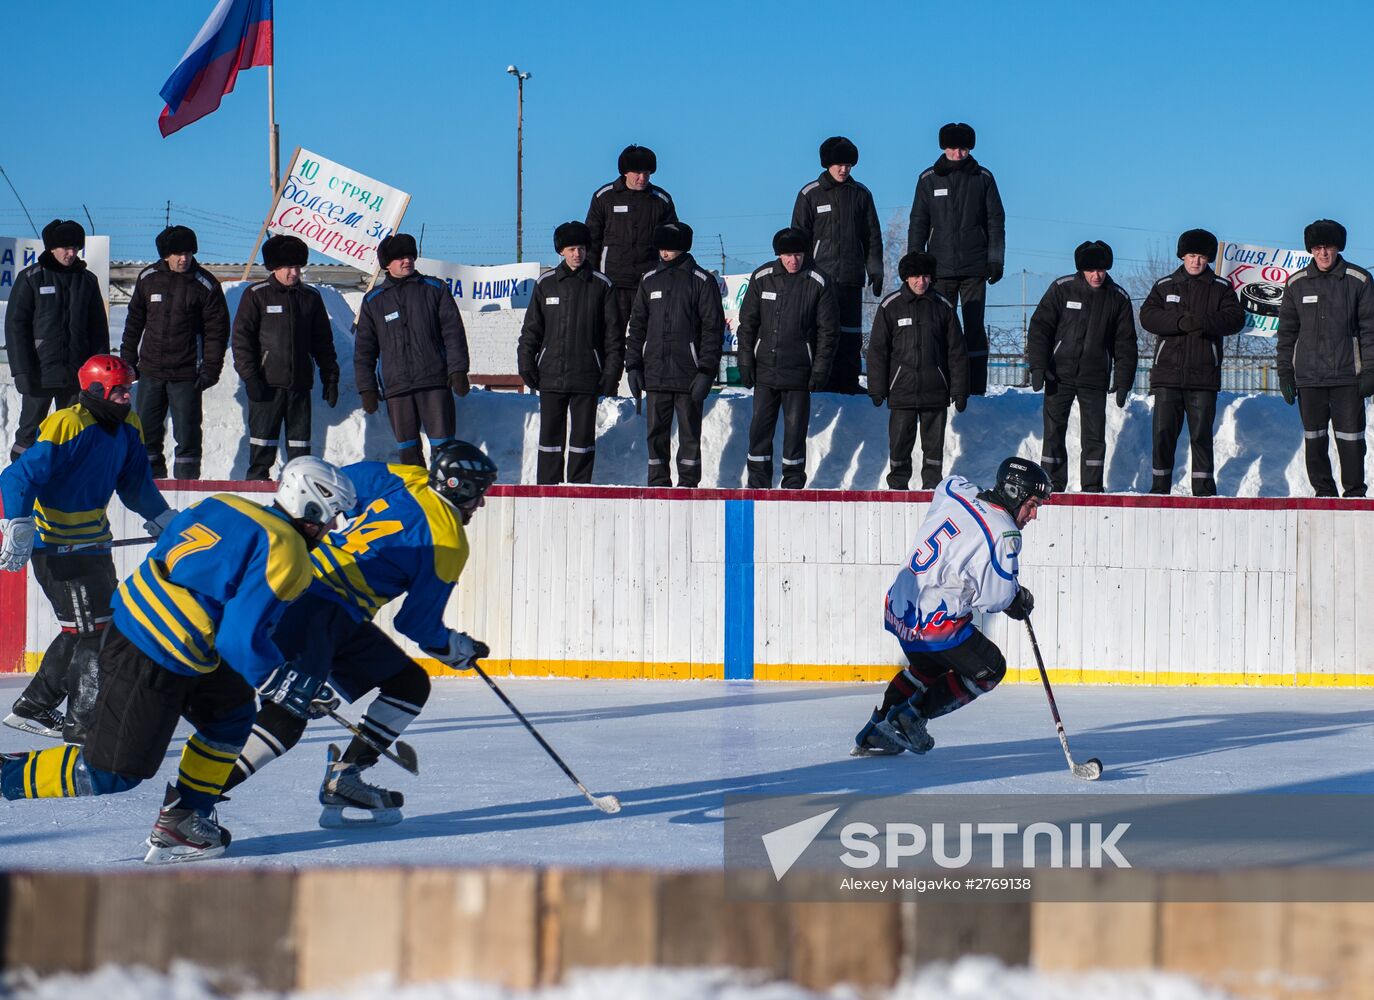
[507, 65, 532, 262]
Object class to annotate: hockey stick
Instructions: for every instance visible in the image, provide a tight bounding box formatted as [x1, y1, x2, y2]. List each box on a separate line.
[323, 707, 419, 776]
[1024, 616, 1103, 781]
[470, 662, 622, 814]
[111, 536, 157, 548]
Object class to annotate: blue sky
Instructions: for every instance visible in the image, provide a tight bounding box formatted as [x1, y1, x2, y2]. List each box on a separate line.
[1, 0, 1368, 305]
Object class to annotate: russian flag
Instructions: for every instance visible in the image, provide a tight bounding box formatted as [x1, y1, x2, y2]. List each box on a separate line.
[158, 0, 273, 137]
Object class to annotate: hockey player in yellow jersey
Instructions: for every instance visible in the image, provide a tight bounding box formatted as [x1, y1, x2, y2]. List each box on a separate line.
[1, 457, 355, 864]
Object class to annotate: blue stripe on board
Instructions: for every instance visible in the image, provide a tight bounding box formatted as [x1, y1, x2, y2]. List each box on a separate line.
[723, 499, 755, 680]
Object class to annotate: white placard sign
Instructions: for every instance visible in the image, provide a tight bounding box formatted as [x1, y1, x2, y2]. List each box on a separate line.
[415, 258, 540, 312]
[0, 236, 111, 304]
[1217, 241, 1312, 337]
[266, 148, 408, 270]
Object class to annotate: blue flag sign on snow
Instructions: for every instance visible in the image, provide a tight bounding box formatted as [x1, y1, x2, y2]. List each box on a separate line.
[158, 0, 273, 137]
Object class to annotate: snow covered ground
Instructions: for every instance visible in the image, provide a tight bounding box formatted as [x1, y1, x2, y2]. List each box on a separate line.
[2, 673, 1370, 870]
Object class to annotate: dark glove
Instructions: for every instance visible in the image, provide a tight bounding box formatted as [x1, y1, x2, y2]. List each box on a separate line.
[260, 664, 327, 720]
[599, 372, 620, 397]
[626, 369, 644, 403]
[307, 684, 341, 720]
[243, 374, 270, 403]
[361, 389, 380, 414]
[1116, 386, 1130, 409]
[869, 274, 883, 297]
[689, 371, 713, 404]
[450, 372, 471, 397]
[954, 395, 968, 413]
[1003, 586, 1035, 621]
[808, 370, 829, 392]
[12, 373, 35, 396]
[1360, 370, 1374, 399]
[1030, 370, 1045, 392]
[1178, 312, 1204, 334]
[520, 369, 539, 393]
[987, 262, 1004, 286]
[737, 361, 756, 390]
[1279, 374, 1295, 406]
[322, 380, 339, 408]
[194, 370, 218, 392]
[870, 393, 885, 408]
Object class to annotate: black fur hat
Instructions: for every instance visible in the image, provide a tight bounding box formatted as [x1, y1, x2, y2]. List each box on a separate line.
[377, 233, 419, 267]
[554, 221, 592, 253]
[618, 144, 657, 175]
[772, 227, 809, 256]
[263, 234, 309, 270]
[1304, 219, 1347, 252]
[819, 136, 859, 168]
[938, 122, 976, 150]
[898, 251, 937, 281]
[155, 225, 198, 257]
[1074, 240, 1113, 272]
[1176, 229, 1217, 261]
[41, 218, 85, 251]
[653, 222, 693, 253]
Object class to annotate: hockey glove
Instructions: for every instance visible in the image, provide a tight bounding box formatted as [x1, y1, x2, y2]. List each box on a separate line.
[425, 630, 490, 670]
[307, 684, 342, 720]
[690, 371, 713, 404]
[322, 380, 339, 408]
[144, 508, 178, 538]
[954, 394, 968, 413]
[599, 372, 620, 397]
[1115, 386, 1130, 409]
[520, 369, 540, 393]
[1003, 585, 1035, 621]
[361, 389, 380, 414]
[987, 262, 1005, 286]
[1279, 374, 1295, 405]
[1178, 312, 1204, 334]
[1030, 370, 1045, 392]
[194, 369, 218, 392]
[0, 516, 36, 572]
[451, 372, 472, 397]
[244, 374, 271, 403]
[1360, 370, 1374, 399]
[737, 361, 756, 390]
[260, 664, 328, 720]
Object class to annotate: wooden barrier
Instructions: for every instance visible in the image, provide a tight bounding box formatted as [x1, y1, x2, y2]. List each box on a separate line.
[5, 866, 1374, 997]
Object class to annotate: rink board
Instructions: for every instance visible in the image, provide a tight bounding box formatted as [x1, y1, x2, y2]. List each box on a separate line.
[5, 485, 1373, 686]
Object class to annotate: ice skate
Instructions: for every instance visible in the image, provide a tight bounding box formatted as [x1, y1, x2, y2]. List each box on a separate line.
[3, 701, 65, 740]
[876, 700, 935, 755]
[850, 707, 904, 756]
[143, 784, 231, 865]
[319, 743, 403, 828]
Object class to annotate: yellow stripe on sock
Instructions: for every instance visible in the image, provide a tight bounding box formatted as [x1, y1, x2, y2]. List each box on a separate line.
[30, 746, 78, 798]
[62, 746, 78, 797]
[177, 737, 237, 795]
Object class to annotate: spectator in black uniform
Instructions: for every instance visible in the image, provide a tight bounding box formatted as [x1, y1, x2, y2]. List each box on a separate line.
[354, 233, 470, 467]
[1138, 229, 1245, 495]
[586, 145, 677, 333]
[6, 219, 109, 462]
[232, 234, 340, 480]
[517, 221, 624, 484]
[736, 227, 837, 488]
[625, 223, 724, 487]
[1276, 219, 1374, 497]
[867, 252, 968, 490]
[907, 122, 1005, 396]
[792, 136, 883, 394]
[1027, 241, 1138, 493]
[120, 225, 230, 479]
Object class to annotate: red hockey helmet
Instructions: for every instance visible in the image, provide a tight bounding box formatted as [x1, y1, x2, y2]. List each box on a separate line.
[77, 354, 136, 399]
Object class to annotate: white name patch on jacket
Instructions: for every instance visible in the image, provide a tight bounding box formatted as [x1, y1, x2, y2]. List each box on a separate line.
[385, 312, 400, 322]
[39, 286, 55, 295]
[150, 294, 163, 302]
[546, 297, 559, 305]
[650, 291, 662, 299]
[1166, 295, 1180, 303]
[613, 205, 629, 213]
[1066, 301, 1083, 310]
[1303, 295, 1318, 303]
[816, 204, 832, 213]
[934, 189, 949, 196]
[898, 318, 913, 326]
[267, 305, 283, 314]
[762, 291, 777, 300]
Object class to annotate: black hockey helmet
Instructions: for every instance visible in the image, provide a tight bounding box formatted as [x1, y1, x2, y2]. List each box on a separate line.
[982, 456, 1053, 518]
[429, 440, 498, 508]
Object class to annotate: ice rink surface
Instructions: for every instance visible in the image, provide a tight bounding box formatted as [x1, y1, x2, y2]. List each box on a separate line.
[1, 673, 1372, 869]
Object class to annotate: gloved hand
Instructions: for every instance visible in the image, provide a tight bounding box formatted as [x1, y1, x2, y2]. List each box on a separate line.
[1279, 374, 1295, 406]
[689, 372, 713, 404]
[13, 373, 35, 396]
[599, 372, 620, 397]
[988, 262, 1004, 285]
[259, 664, 328, 720]
[307, 683, 341, 720]
[870, 393, 885, 408]
[520, 369, 540, 393]
[361, 389, 380, 414]
[1031, 370, 1045, 392]
[450, 372, 471, 397]
[425, 629, 490, 669]
[954, 394, 968, 413]
[1178, 312, 1204, 334]
[322, 380, 339, 408]
[1360, 370, 1374, 399]
[1116, 386, 1130, 409]
[737, 360, 756, 390]
[1003, 585, 1035, 621]
[244, 374, 271, 403]
[808, 370, 829, 392]
[194, 369, 218, 392]
[626, 369, 644, 403]
[144, 508, 178, 538]
[0, 516, 36, 573]
[869, 274, 883, 297]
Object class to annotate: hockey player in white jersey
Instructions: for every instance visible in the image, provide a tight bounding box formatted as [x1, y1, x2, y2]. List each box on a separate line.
[854, 456, 1052, 756]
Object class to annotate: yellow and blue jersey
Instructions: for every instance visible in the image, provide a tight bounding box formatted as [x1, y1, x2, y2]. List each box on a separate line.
[0, 404, 167, 548]
[309, 462, 468, 651]
[112, 494, 314, 684]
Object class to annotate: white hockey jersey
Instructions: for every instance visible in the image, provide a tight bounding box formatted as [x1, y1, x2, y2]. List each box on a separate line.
[884, 476, 1022, 651]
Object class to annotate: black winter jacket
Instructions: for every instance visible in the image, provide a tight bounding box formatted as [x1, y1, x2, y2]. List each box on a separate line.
[625, 253, 725, 393]
[735, 259, 838, 390]
[1139, 266, 1244, 391]
[1276, 257, 1374, 388]
[585, 177, 678, 289]
[867, 284, 968, 408]
[354, 271, 468, 399]
[120, 259, 230, 383]
[791, 172, 883, 288]
[5, 252, 109, 394]
[1027, 273, 1139, 391]
[232, 277, 339, 391]
[517, 262, 624, 394]
[906, 155, 1006, 280]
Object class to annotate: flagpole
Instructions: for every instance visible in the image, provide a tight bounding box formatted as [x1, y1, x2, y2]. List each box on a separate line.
[267, 61, 280, 196]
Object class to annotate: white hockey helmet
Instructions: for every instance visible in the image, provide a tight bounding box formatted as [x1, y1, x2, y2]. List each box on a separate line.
[275, 457, 356, 526]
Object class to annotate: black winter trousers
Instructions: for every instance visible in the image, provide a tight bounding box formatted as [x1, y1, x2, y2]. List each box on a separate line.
[537, 391, 599, 484]
[1298, 385, 1366, 497]
[1041, 384, 1107, 492]
[136, 376, 203, 479]
[827, 283, 864, 394]
[934, 277, 988, 395]
[887, 407, 948, 490]
[747, 385, 811, 489]
[880, 629, 1007, 720]
[12, 390, 79, 460]
[385, 386, 456, 467]
[1151, 387, 1217, 495]
[645, 391, 703, 487]
[247, 388, 313, 480]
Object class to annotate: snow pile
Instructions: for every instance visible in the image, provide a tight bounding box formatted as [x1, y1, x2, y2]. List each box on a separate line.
[2, 957, 1240, 1000]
